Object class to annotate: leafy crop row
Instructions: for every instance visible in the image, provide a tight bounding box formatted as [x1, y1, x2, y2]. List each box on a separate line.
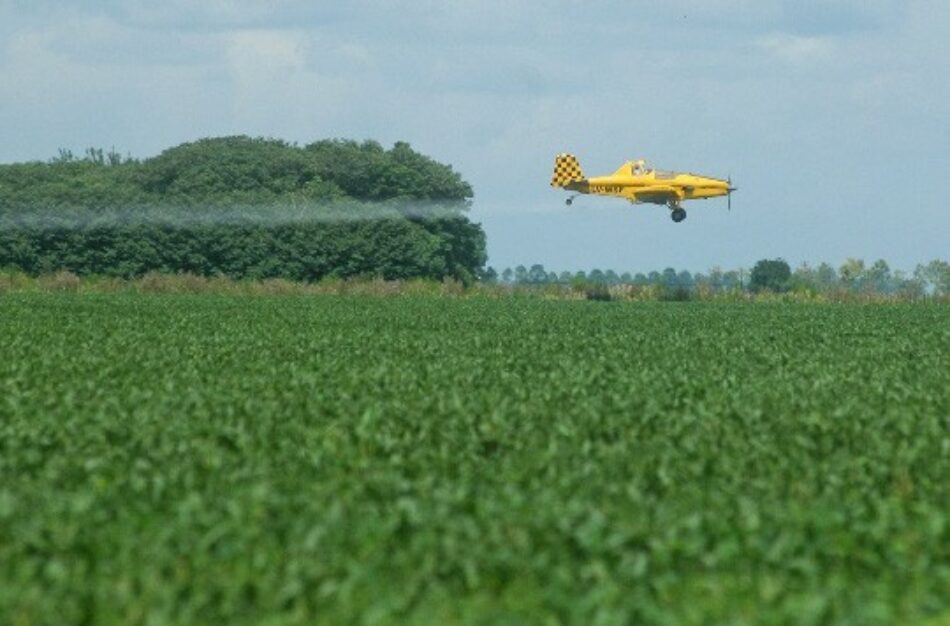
[1, 295, 947, 625]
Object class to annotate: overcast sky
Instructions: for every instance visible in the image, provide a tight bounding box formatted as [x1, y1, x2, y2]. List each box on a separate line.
[1, 0, 947, 272]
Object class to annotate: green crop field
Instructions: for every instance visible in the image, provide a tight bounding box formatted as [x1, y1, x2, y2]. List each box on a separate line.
[1, 294, 947, 626]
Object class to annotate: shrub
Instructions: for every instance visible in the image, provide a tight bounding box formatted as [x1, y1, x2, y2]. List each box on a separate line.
[584, 283, 612, 301]
[38, 270, 80, 292]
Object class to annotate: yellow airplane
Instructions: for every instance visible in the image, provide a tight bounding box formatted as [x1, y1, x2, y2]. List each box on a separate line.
[550, 153, 736, 222]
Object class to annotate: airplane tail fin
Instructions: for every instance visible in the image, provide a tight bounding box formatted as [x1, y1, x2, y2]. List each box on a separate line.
[550, 153, 585, 187]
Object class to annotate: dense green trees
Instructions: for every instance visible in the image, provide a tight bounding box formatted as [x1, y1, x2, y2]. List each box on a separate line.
[749, 258, 792, 293]
[1, 218, 484, 283]
[0, 137, 486, 282]
[488, 258, 947, 298]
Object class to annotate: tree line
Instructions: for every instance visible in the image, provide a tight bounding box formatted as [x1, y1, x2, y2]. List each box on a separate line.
[2, 139, 945, 295]
[0, 137, 487, 283]
[485, 258, 950, 297]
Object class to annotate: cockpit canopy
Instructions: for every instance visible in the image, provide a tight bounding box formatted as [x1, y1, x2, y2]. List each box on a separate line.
[633, 160, 679, 179]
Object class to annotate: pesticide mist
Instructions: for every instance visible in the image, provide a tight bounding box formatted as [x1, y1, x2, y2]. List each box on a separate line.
[0, 199, 473, 230]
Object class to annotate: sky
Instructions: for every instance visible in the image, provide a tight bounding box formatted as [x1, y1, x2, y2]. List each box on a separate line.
[1, 0, 947, 273]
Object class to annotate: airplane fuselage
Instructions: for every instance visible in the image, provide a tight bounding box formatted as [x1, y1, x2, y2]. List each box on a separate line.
[568, 166, 730, 205]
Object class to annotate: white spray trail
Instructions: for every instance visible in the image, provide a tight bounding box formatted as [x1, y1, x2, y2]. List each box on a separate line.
[0, 200, 476, 230]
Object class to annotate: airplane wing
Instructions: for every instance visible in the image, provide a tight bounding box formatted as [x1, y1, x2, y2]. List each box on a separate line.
[632, 186, 683, 204]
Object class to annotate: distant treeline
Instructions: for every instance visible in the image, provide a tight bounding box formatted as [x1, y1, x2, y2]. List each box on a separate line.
[0, 137, 486, 282]
[486, 258, 950, 298]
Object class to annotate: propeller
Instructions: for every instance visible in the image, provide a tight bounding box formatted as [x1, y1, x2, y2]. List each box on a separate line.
[727, 175, 737, 211]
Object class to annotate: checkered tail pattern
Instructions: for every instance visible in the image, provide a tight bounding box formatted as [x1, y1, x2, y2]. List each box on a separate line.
[550, 153, 585, 187]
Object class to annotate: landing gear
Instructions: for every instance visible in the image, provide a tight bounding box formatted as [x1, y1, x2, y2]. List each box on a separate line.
[565, 195, 576, 206]
[671, 207, 687, 223]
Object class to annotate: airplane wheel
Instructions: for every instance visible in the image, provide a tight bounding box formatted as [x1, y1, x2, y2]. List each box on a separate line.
[671, 208, 687, 223]
[565, 198, 573, 206]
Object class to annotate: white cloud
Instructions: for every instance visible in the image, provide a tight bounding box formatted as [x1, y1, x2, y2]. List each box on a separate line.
[226, 29, 306, 74]
[756, 33, 834, 64]
[337, 43, 373, 68]
[221, 29, 356, 137]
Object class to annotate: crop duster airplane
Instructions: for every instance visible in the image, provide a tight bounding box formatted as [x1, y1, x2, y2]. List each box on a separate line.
[550, 153, 736, 222]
